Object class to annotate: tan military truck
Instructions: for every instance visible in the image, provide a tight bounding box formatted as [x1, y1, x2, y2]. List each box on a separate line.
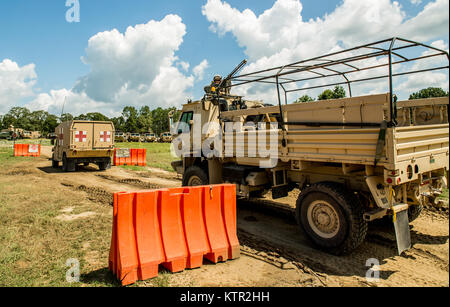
[160, 132, 173, 143]
[22, 131, 32, 139]
[171, 38, 449, 255]
[144, 133, 157, 142]
[129, 133, 143, 142]
[115, 131, 128, 142]
[51, 120, 115, 172]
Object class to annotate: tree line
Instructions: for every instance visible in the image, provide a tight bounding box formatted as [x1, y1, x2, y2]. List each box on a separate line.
[0, 106, 181, 136]
[0, 87, 447, 135]
[293, 86, 449, 103]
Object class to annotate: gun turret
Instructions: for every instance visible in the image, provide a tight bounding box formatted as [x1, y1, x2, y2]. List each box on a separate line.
[218, 59, 247, 91]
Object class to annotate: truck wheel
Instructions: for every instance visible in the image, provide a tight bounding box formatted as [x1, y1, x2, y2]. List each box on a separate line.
[98, 159, 111, 171]
[52, 155, 59, 168]
[408, 204, 423, 222]
[296, 182, 368, 255]
[182, 166, 209, 187]
[62, 154, 76, 172]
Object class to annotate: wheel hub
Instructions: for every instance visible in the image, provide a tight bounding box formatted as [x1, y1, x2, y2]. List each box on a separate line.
[307, 201, 340, 239]
[188, 175, 203, 186]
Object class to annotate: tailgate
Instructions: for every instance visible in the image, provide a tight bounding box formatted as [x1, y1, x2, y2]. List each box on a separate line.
[392, 124, 449, 182]
[93, 123, 114, 149]
[72, 122, 93, 149]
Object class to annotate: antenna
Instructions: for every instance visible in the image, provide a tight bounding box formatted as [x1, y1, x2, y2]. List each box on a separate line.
[60, 96, 67, 122]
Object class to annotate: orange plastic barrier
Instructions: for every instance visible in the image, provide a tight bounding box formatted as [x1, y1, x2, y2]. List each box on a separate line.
[109, 184, 240, 286]
[13, 144, 41, 157]
[113, 148, 147, 166]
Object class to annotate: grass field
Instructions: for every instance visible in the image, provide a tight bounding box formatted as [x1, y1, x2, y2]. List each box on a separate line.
[0, 139, 176, 172]
[0, 139, 51, 147]
[115, 142, 176, 172]
[0, 147, 38, 166]
[0, 150, 172, 287]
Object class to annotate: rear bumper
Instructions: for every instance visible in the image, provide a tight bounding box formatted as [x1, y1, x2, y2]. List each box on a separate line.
[69, 157, 111, 164]
[67, 150, 114, 159]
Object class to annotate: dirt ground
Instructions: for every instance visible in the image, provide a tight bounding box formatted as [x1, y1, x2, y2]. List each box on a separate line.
[1, 146, 448, 287]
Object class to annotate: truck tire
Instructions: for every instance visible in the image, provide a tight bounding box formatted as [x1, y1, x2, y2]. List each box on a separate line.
[182, 166, 209, 187]
[62, 154, 76, 172]
[408, 204, 423, 222]
[98, 159, 111, 171]
[296, 182, 368, 255]
[52, 155, 59, 168]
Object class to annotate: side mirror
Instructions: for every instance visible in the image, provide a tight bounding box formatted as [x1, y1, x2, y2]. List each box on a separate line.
[204, 86, 212, 94]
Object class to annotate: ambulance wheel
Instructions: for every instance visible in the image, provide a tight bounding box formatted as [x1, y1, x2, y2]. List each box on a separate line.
[98, 159, 111, 171]
[52, 155, 59, 168]
[62, 154, 76, 172]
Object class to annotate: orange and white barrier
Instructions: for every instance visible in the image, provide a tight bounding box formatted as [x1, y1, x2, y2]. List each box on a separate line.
[109, 184, 240, 286]
[14, 144, 41, 157]
[113, 148, 146, 166]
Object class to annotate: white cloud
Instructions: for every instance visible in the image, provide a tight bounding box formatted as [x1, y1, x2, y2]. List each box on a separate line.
[411, 0, 422, 5]
[202, 0, 449, 101]
[27, 89, 113, 117]
[25, 14, 208, 117]
[400, 0, 449, 41]
[0, 59, 37, 114]
[177, 61, 190, 72]
[193, 60, 209, 81]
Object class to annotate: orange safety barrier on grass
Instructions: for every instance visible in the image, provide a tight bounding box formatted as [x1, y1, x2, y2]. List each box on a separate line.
[113, 148, 147, 166]
[108, 184, 240, 286]
[13, 144, 41, 157]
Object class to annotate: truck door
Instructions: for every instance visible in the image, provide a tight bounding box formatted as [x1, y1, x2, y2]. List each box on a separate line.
[93, 123, 114, 149]
[177, 111, 194, 153]
[72, 122, 93, 150]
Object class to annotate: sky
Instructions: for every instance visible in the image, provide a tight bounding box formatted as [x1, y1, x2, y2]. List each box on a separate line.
[0, 0, 448, 117]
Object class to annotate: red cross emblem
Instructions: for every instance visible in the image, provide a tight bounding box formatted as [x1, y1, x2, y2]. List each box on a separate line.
[29, 145, 39, 153]
[100, 131, 111, 142]
[75, 131, 87, 142]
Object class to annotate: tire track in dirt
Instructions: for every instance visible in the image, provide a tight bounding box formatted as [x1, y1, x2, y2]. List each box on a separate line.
[60, 181, 114, 205]
[96, 174, 164, 190]
[237, 197, 449, 287]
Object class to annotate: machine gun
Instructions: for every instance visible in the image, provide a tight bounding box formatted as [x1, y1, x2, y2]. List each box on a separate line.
[217, 59, 247, 92]
[204, 60, 247, 97]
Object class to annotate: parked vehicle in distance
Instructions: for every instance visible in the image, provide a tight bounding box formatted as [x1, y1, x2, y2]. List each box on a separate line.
[115, 131, 128, 142]
[145, 133, 157, 142]
[129, 133, 143, 142]
[0, 131, 13, 140]
[22, 131, 32, 139]
[51, 120, 115, 172]
[160, 132, 173, 143]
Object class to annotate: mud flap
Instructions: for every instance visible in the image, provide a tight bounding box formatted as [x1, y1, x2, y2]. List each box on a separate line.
[393, 204, 411, 255]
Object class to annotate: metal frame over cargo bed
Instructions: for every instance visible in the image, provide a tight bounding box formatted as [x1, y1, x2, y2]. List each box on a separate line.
[226, 37, 449, 128]
[218, 37, 449, 180]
